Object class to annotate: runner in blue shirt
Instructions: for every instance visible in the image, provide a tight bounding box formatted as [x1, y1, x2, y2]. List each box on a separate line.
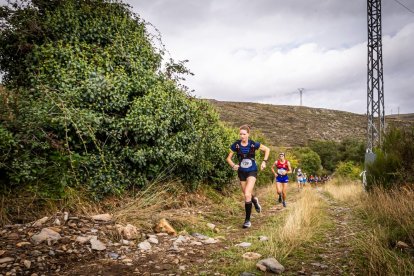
[226, 125, 270, 228]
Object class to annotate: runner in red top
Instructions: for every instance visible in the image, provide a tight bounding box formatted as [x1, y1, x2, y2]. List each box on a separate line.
[271, 152, 292, 207]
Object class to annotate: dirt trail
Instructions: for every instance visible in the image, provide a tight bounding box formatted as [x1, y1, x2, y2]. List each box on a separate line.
[289, 188, 364, 275]
[0, 185, 366, 275]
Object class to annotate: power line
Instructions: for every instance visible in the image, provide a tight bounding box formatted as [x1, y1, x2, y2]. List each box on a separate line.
[392, 0, 414, 14]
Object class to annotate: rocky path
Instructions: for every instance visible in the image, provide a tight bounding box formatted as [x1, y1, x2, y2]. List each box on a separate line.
[0, 186, 366, 276]
[290, 188, 363, 276]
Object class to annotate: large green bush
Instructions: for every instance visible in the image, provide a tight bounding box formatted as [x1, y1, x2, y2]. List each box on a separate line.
[0, 0, 234, 198]
[366, 126, 414, 190]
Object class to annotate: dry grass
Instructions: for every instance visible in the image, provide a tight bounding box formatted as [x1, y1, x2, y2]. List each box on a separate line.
[113, 180, 239, 232]
[262, 186, 327, 259]
[324, 178, 414, 275]
[323, 178, 364, 203]
[0, 186, 101, 226]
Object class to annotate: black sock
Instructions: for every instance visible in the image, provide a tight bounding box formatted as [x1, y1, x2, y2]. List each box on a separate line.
[245, 201, 252, 221]
[252, 195, 257, 203]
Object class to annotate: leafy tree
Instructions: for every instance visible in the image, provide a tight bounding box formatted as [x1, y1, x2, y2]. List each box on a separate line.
[309, 140, 339, 172]
[294, 147, 322, 176]
[310, 139, 365, 173]
[0, 0, 234, 198]
[335, 161, 362, 180]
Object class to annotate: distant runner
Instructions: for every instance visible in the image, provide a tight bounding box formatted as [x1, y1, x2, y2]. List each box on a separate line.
[271, 152, 292, 207]
[297, 168, 304, 190]
[226, 125, 270, 228]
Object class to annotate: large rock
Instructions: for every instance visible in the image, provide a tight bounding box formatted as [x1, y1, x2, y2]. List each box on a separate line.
[90, 236, 106, 251]
[32, 217, 49, 227]
[31, 228, 61, 245]
[91, 213, 112, 222]
[256, 258, 285, 274]
[154, 218, 176, 236]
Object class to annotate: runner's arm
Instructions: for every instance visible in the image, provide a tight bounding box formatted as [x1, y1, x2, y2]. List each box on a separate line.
[226, 151, 239, 171]
[259, 144, 270, 170]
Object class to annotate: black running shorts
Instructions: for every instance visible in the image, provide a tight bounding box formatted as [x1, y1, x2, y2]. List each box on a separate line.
[238, 170, 258, 181]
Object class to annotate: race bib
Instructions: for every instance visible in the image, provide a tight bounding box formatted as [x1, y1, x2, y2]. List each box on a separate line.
[240, 159, 253, 169]
[277, 169, 286, 175]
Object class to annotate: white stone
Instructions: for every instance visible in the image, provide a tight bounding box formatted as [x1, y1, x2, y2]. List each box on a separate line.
[259, 236, 269, 241]
[23, 260, 31, 269]
[63, 212, 69, 222]
[91, 213, 112, 222]
[76, 236, 93, 244]
[138, 241, 152, 251]
[236, 242, 251, 248]
[90, 236, 106, 251]
[32, 217, 49, 227]
[203, 238, 218, 244]
[147, 237, 158, 244]
[206, 223, 216, 230]
[54, 218, 61, 226]
[31, 228, 61, 245]
[174, 235, 188, 244]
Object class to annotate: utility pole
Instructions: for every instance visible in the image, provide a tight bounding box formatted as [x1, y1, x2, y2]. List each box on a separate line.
[298, 88, 305, 106]
[367, 0, 385, 152]
[364, 0, 385, 188]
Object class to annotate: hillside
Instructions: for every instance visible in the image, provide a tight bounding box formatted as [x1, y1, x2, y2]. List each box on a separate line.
[210, 100, 412, 147]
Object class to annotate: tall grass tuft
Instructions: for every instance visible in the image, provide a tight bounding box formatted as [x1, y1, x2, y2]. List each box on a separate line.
[263, 186, 327, 260]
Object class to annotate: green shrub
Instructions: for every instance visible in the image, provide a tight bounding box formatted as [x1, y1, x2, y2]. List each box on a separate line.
[335, 161, 362, 180]
[366, 126, 414, 190]
[293, 147, 322, 176]
[0, 0, 234, 198]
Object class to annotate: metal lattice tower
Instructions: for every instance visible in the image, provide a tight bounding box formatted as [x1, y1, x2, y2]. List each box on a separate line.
[367, 0, 385, 151]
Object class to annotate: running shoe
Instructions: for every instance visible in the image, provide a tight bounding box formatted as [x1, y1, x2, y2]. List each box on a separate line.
[282, 201, 287, 208]
[252, 197, 262, 213]
[278, 194, 282, 203]
[242, 220, 251, 229]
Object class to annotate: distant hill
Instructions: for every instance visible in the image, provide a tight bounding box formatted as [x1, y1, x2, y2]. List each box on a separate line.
[209, 100, 413, 147]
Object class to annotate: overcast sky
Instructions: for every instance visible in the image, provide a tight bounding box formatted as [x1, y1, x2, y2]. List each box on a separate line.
[129, 0, 414, 114]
